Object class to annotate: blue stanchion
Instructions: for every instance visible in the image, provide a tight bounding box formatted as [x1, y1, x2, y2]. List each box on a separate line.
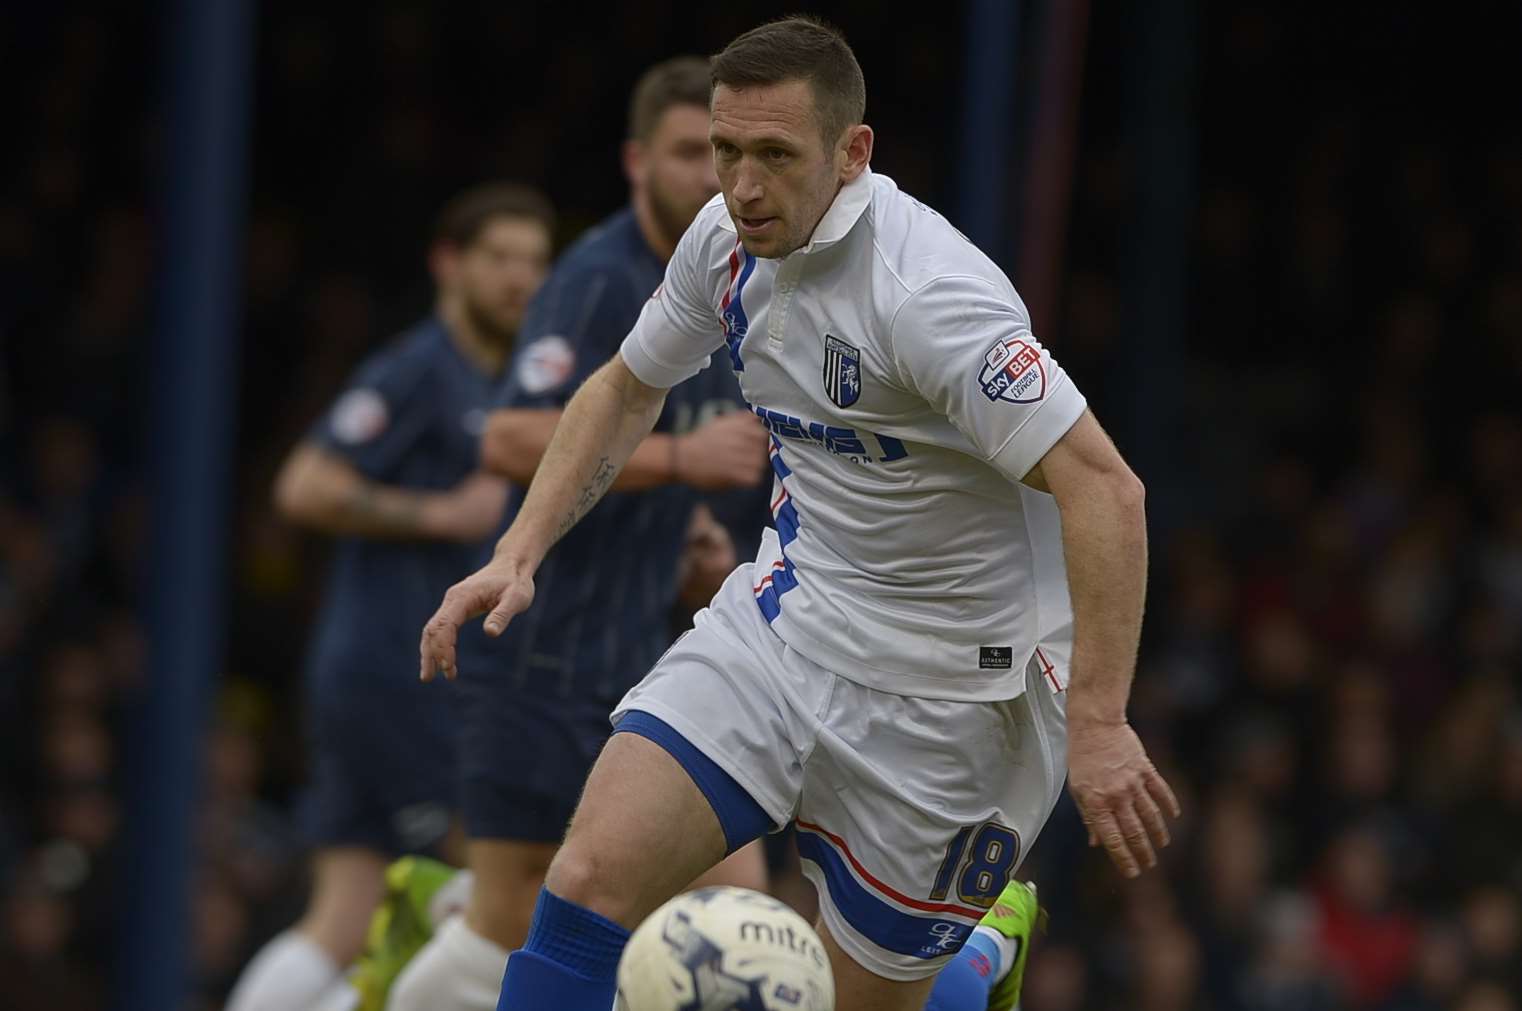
[957, 0, 1021, 267]
[117, 0, 253, 1006]
[1121, 0, 1197, 535]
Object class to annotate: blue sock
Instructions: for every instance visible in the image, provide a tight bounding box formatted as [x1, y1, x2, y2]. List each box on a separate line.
[496, 887, 630, 1011]
[923, 931, 1005, 1011]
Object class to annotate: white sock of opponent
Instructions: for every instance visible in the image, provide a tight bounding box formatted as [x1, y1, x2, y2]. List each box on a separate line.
[970, 923, 1020, 984]
[226, 929, 343, 1011]
[312, 979, 361, 1011]
[387, 915, 509, 1011]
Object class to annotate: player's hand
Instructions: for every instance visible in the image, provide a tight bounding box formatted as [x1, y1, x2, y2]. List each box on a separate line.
[419, 554, 534, 682]
[421, 472, 509, 542]
[677, 505, 736, 607]
[1066, 719, 1181, 879]
[674, 411, 770, 490]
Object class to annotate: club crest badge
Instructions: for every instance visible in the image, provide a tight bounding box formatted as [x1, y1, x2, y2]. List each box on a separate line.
[823, 333, 862, 408]
[516, 335, 575, 395]
[330, 388, 389, 444]
[978, 337, 1046, 404]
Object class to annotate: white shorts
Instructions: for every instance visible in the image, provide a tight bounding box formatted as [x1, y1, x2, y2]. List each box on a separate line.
[612, 563, 1069, 981]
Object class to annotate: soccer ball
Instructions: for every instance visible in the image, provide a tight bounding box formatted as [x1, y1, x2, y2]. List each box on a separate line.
[616, 886, 835, 1010]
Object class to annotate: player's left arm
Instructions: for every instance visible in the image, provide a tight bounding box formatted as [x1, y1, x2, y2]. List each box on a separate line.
[890, 274, 1180, 878]
[1022, 415, 1181, 878]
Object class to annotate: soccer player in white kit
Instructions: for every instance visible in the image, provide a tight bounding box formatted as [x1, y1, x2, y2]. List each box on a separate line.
[421, 16, 1180, 1011]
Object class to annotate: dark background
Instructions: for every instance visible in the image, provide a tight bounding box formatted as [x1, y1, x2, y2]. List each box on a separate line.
[2, 2, 1520, 1009]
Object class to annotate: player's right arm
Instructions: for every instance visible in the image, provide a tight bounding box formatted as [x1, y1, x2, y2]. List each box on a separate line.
[478, 223, 765, 494]
[421, 208, 729, 680]
[420, 356, 669, 680]
[273, 442, 505, 542]
[480, 407, 765, 491]
[498, 356, 670, 571]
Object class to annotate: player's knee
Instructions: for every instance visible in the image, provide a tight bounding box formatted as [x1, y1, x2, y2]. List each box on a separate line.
[543, 844, 603, 906]
[299, 867, 385, 965]
[543, 843, 634, 925]
[295, 907, 370, 967]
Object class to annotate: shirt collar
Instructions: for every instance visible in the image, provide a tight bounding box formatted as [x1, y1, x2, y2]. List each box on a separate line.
[715, 166, 874, 255]
[801, 165, 873, 253]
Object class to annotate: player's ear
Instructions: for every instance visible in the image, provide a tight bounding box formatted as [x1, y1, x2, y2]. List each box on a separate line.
[428, 240, 459, 290]
[838, 124, 873, 182]
[622, 138, 645, 187]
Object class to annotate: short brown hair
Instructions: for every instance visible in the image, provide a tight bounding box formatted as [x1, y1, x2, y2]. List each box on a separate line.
[433, 182, 555, 248]
[711, 15, 865, 144]
[628, 56, 713, 142]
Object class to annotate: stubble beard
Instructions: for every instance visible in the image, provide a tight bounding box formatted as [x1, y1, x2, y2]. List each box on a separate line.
[649, 176, 708, 251]
[461, 293, 519, 352]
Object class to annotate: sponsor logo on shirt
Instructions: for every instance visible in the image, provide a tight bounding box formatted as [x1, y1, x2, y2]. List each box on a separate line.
[978, 337, 1046, 404]
[751, 404, 909, 464]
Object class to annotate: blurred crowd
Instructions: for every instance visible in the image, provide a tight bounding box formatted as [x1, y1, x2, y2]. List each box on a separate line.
[2, 5, 1519, 1011]
[1016, 8, 1522, 1011]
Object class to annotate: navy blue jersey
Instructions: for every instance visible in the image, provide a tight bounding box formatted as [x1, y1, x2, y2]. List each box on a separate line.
[306, 317, 501, 688]
[463, 208, 767, 701]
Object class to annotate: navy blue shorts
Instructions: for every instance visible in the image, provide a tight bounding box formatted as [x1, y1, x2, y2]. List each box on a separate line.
[455, 678, 618, 843]
[299, 659, 459, 856]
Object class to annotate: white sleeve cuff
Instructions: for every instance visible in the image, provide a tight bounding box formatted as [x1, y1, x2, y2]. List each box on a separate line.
[619, 330, 704, 390]
[988, 372, 1088, 481]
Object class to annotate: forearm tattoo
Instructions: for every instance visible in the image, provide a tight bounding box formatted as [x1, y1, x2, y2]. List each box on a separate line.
[553, 457, 617, 541]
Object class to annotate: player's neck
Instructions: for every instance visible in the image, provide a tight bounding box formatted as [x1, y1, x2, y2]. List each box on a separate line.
[439, 300, 511, 375]
[631, 191, 679, 264]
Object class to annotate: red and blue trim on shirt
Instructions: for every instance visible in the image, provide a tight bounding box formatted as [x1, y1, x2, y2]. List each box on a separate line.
[754, 437, 801, 623]
[720, 239, 756, 372]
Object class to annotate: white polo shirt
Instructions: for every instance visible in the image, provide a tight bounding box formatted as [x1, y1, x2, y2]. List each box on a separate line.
[621, 168, 1086, 701]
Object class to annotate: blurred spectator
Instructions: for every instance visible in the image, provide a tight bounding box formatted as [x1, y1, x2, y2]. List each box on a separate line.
[1240, 892, 1342, 1011]
[1022, 943, 1089, 1011]
[1452, 982, 1520, 1011]
[1140, 925, 1204, 1011]
[1314, 825, 1418, 1006]
[0, 866, 103, 1010]
[1461, 885, 1522, 996]
[1381, 921, 1469, 1011]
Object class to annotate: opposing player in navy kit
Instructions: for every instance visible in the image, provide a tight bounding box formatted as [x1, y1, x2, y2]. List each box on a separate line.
[224, 184, 553, 1011]
[388, 58, 773, 1011]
